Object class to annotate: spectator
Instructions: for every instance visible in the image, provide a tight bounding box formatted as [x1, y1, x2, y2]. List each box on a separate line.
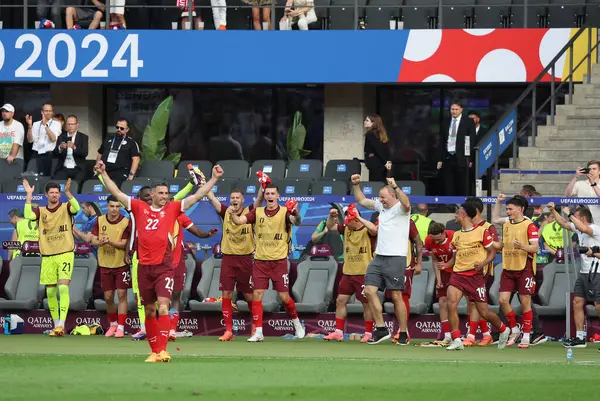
[53, 115, 89, 183]
[520, 184, 537, 197]
[180, 1, 204, 30]
[37, 0, 63, 28]
[363, 114, 391, 182]
[410, 203, 431, 242]
[211, 0, 227, 30]
[468, 111, 486, 137]
[53, 113, 66, 133]
[73, 201, 100, 244]
[310, 219, 344, 260]
[280, 0, 317, 30]
[565, 161, 600, 224]
[66, 0, 104, 29]
[109, 0, 127, 29]
[1, 103, 25, 164]
[208, 126, 243, 165]
[96, 119, 140, 188]
[242, 0, 271, 30]
[26, 104, 62, 177]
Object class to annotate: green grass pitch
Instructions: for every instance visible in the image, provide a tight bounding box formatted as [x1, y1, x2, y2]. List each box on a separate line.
[0, 335, 598, 401]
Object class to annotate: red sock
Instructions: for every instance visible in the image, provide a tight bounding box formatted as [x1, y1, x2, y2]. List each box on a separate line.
[468, 321, 478, 337]
[479, 319, 489, 335]
[441, 320, 451, 334]
[336, 317, 345, 332]
[451, 330, 461, 340]
[522, 310, 533, 334]
[252, 301, 263, 328]
[364, 320, 373, 334]
[498, 323, 507, 332]
[222, 298, 233, 332]
[145, 316, 159, 353]
[107, 311, 117, 325]
[157, 315, 170, 352]
[117, 314, 126, 327]
[170, 312, 180, 332]
[402, 295, 410, 317]
[284, 298, 298, 320]
[505, 310, 517, 329]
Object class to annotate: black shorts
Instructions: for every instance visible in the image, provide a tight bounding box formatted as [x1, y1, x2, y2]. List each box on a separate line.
[364, 255, 406, 292]
[77, 8, 99, 22]
[574, 273, 600, 303]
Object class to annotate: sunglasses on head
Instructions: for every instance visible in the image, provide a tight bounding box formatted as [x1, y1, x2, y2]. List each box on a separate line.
[115, 126, 128, 131]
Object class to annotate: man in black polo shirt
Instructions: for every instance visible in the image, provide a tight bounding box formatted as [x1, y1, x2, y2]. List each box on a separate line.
[96, 119, 140, 188]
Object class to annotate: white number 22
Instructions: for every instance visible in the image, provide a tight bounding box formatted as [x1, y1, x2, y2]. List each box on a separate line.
[145, 218, 159, 231]
[164, 277, 174, 292]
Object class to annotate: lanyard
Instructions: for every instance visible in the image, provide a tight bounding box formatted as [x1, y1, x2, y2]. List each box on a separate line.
[110, 135, 125, 153]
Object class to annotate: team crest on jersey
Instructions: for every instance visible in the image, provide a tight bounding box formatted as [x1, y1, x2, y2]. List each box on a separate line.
[160, 211, 165, 218]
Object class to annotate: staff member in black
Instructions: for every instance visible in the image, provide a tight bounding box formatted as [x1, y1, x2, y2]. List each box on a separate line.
[96, 119, 140, 188]
[53, 115, 89, 183]
[437, 101, 475, 196]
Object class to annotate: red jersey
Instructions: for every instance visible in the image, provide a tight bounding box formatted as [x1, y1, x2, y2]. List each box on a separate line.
[128, 198, 184, 265]
[424, 230, 454, 272]
[172, 214, 194, 265]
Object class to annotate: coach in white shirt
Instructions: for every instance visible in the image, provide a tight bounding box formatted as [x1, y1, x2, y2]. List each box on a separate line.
[352, 173, 411, 345]
[26, 103, 61, 177]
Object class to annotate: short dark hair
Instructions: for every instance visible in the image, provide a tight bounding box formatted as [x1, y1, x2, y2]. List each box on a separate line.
[451, 100, 463, 108]
[465, 197, 483, 213]
[152, 181, 169, 190]
[460, 203, 478, 219]
[467, 110, 480, 118]
[587, 160, 600, 169]
[45, 182, 60, 193]
[8, 208, 23, 219]
[520, 185, 537, 196]
[117, 118, 130, 128]
[230, 188, 244, 196]
[82, 201, 101, 216]
[66, 114, 78, 123]
[107, 195, 120, 204]
[137, 186, 151, 199]
[428, 221, 445, 236]
[53, 113, 65, 122]
[506, 195, 529, 213]
[576, 206, 593, 223]
[265, 183, 279, 192]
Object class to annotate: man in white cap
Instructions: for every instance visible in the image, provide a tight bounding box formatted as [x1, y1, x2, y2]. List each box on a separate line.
[1, 104, 25, 164]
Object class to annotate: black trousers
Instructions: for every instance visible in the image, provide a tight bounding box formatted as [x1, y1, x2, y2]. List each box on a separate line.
[53, 167, 86, 183]
[441, 155, 468, 196]
[108, 170, 128, 189]
[33, 152, 53, 177]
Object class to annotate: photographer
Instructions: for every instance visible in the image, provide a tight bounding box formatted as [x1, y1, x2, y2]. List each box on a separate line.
[564, 160, 600, 224]
[548, 202, 600, 348]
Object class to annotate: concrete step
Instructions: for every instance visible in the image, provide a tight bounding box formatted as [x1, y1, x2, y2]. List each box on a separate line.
[498, 172, 573, 183]
[514, 158, 589, 170]
[519, 147, 600, 160]
[534, 136, 600, 148]
[550, 114, 600, 126]
[497, 181, 567, 196]
[573, 83, 600, 95]
[556, 104, 600, 117]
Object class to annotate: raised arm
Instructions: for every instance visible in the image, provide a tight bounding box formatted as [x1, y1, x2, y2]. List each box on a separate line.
[230, 208, 249, 226]
[206, 190, 223, 213]
[357, 215, 378, 236]
[182, 165, 223, 212]
[350, 174, 375, 210]
[492, 194, 509, 224]
[23, 179, 38, 221]
[564, 169, 583, 197]
[547, 203, 574, 232]
[325, 209, 338, 231]
[64, 179, 81, 214]
[174, 181, 194, 201]
[253, 186, 265, 210]
[95, 161, 130, 206]
[386, 176, 410, 213]
[312, 221, 329, 243]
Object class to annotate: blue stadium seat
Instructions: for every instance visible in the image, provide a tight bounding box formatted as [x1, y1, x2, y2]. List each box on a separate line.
[235, 179, 261, 196]
[323, 159, 360, 181]
[217, 160, 249, 179]
[277, 179, 311, 195]
[352, 181, 384, 196]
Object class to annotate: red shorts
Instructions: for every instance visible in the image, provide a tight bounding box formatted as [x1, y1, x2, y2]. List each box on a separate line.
[100, 266, 131, 291]
[219, 254, 253, 293]
[338, 275, 367, 303]
[253, 259, 289, 293]
[499, 263, 536, 295]
[436, 269, 452, 298]
[138, 257, 176, 305]
[173, 257, 186, 292]
[449, 272, 487, 303]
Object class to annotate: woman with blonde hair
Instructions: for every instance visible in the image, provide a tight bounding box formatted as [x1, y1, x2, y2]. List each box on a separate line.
[363, 114, 391, 182]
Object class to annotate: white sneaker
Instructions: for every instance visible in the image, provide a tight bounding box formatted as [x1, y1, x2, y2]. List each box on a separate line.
[247, 333, 264, 342]
[498, 328, 510, 350]
[507, 329, 521, 347]
[294, 321, 305, 339]
[446, 338, 464, 350]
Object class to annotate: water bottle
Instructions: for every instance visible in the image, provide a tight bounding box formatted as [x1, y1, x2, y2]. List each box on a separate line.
[566, 346, 573, 364]
[4, 314, 11, 335]
[187, 164, 200, 186]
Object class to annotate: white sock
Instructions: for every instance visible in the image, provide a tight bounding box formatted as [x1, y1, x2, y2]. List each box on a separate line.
[576, 330, 585, 340]
[444, 332, 452, 340]
[140, 322, 146, 332]
[169, 329, 176, 335]
[522, 332, 530, 342]
[58, 320, 64, 328]
[110, 321, 117, 326]
[482, 331, 491, 337]
[293, 318, 301, 326]
[255, 327, 263, 336]
[335, 329, 343, 335]
[53, 319, 59, 328]
[117, 325, 124, 331]
[467, 334, 475, 340]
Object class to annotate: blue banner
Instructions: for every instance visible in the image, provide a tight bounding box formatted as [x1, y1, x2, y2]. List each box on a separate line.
[477, 131, 497, 178]
[0, 31, 409, 83]
[496, 109, 517, 156]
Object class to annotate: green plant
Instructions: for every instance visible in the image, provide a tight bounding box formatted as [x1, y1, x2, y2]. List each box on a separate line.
[140, 95, 181, 166]
[286, 111, 311, 160]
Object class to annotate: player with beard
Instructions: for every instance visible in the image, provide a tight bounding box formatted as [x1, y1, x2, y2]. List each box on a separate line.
[230, 184, 304, 342]
[206, 183, 264, 341]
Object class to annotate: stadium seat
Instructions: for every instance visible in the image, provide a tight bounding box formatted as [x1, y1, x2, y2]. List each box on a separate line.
[396, 180, 426, 196]
[328, 0, 367, 30]
[278, 179, 311, 196]
[433, 297, 467, 315]
[250, 160, 286, 180]
[81, 180, 106, 195]
[137, 160, 175, 179]
[287, 159, 323, 180]
[346, 291, 384, 314]
[120, 178, 152, 195]
[42, 254, 97, 311]
[51, 180, 80, 195]
[94, 288, 137, 312]
[473, 0, 512, 28]
[548, 0, 584, 28]
[217, 160, 249, 179]
[225, 0, 253, 30]
[525, 0, 548, 28]
[323, 159, 360, 181]
[402, 0, 439, 29]
[488, 264, 523, 315]
[0, 255, 41, 310]
[384, 261, 435, 315]
[352, 181, 384, 197]
[181, 253, 198, 309]
[2, 177, 48, 194]
[236, 281, 281, 313]
[189, 254, 223, 312]
[25, 158, 59, 177]
[212, 179, 235, 195]
[166, 178, 189, 194]
[535, 263, 575, 316]
[236, 179, 261, 196]
[292, 246, 338, 313]
[365, 0, 400, 30]
[176, 160, 213, 178]
[311, 180, 348, 195]
[311, 0, 331, 29]
[0, 158, 24, 181]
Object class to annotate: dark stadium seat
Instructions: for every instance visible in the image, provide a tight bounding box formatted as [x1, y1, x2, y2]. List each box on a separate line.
[250, 160, 286, 180]
[224, 0, 253, 30]
[548, 0, 584, 28]
[287, 159, 323, 180]
[0, 159, 24, 181]
[587, 0, 600, 27]
[217, 160, 249, 179]
[311, 0, 331, 29]
[442, 0, 475, 29]
[212, 179, 236, 195]
[81, 180, 106, 195]
[2, 178, 45, 194]
[278, 179, 311, 196]
[120, 178, 152, 195]
[526, 0, 549, 28]
[402, 0, 439, 29]
[137, 160, 175, 179]
[311, 180, 348, 195]
[166, 178, 190, 194]
[396, 180, 426, 196]
[365, 0, 400, 30]
[189, 254, 224, 312]
[236, 178, 261, 196]
[26, 158, 58, 176]
[292, 249, 338, 313]
[323, 159, 360, 181]
[328, 0, 367, 30]
[0, 255, 41, 310]
[352, 181, 384, 197]
[42, 254, 97, 311]
[534, 263, 575, 316]
[473, 0, 511, 28]
[383, 261, 435, 315]
[176, 160, 212, 178]
[52, 179, 80, 195]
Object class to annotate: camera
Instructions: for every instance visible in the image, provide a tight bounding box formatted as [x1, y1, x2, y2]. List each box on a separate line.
[578, 246, 600, 254]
